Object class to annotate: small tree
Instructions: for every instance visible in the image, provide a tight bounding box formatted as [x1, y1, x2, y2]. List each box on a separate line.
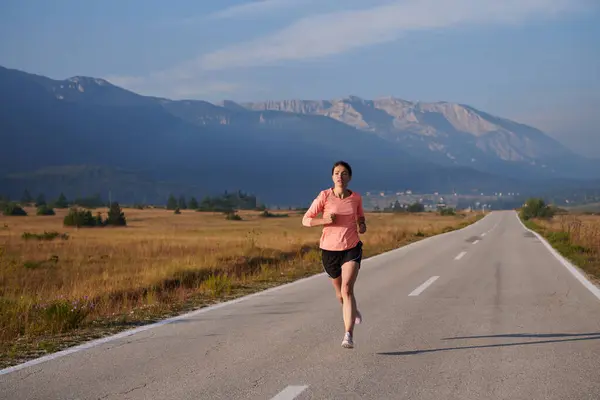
[21, 190, 33, 205]
[54, 193, 69, 209]
[35, 193, 46, 207]
[167, 194, 178, 210]
[106, 202, 127, 226]
[188, 197, 199, 210]
[178, 195, 187, 210]
[93, 211, 104, 226]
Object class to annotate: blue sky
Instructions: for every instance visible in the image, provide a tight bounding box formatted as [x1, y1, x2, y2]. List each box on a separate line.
[1, 0, 599, 156]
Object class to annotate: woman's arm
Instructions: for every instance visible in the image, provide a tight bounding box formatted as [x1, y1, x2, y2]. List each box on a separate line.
[357, 195, 367, 233]
[302, 191, 332, 227]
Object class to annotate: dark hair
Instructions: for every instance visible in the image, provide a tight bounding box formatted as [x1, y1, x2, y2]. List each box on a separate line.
[332, 160, 352, 177]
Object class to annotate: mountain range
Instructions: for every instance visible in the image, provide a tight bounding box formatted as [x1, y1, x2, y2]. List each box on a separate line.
[0, 64, 598, 207]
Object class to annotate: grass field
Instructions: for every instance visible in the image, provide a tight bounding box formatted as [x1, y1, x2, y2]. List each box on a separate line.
[565, 202, 600, 213]
[523, 213, 600, 284]
[0, 206, 482, 367]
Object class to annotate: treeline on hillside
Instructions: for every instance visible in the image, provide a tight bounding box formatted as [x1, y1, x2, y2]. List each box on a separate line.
[0, 191, 127, 227]
[1, 191, 104, 209]
[1, 191, 107, 217]
[165, 190, 266, 212]
[0, 189, 266, 213]
[374, 200, 456, 215]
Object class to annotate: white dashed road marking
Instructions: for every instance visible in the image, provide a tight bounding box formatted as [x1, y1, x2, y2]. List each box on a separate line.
[409, 276, 440, 296]
[271, 385, 309, 400]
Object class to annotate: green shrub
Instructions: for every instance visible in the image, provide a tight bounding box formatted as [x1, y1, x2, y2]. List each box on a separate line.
[22, 231, 69, 241]
[36, 205, 55, 216]
[202, 274, 232, 297]
[23, 260, 44, 269]
[225, 212, 242, 221]
[2, 203, 27, 216]
[407, 202, 425, 213]
[259, 210, 289, 218]
[520, 198, 555, 220]
[63, 208, 99, 227]
[34, 299, 92, 334]
[439, 207, 456, 216]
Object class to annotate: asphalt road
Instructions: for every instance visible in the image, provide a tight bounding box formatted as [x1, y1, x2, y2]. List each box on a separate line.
[2, 210, 600, 399]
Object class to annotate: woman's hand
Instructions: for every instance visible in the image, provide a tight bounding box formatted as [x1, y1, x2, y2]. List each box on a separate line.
[358, 221, 367, 233]
[323, 213, 336, 225]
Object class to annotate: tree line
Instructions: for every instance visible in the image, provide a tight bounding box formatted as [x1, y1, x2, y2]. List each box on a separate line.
[165, 190, 266, 213]
[0, 189, 266, 224]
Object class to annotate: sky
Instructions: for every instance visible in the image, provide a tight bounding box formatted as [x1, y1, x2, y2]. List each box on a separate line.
[1, 0, 599, 157]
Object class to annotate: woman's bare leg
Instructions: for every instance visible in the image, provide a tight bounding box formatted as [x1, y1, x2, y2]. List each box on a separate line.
[331, 276, 343, 305]
[341, 261, 359, 336]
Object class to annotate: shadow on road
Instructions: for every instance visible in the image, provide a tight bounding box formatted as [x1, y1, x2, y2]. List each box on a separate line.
[441, 332, 600, 340]
[377, 333, 600, 356]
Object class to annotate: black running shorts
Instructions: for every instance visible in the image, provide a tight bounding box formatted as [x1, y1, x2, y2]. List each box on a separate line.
[321, 241, 363, 279]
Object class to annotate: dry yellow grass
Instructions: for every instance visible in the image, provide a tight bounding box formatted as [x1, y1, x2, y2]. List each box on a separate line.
[532, 214, 600, 254]
[526, 213, 600, 283]
[0, 206, 481, 365]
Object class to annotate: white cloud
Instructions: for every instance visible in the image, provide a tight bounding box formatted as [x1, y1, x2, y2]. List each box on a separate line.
[104, 72, 249, 100]
[166, 0, 314, 27]
[208, 0, 310, 20]
[106, 0, 591, 99]
[104, 75, 147, 89]
[171, 81, 242, 98]
[198, 0, 588, 70]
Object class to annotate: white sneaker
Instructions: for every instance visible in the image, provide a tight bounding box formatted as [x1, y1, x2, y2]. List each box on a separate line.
[355, 310, 362, 325]
[341, 332, 354, 348]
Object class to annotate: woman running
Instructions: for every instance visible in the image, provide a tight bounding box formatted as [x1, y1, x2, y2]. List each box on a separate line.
[302, 160, 367, 348]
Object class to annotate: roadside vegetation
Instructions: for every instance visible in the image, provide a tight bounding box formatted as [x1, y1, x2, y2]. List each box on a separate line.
[519, 197, 600, 285]
[0, 200, 482, 368]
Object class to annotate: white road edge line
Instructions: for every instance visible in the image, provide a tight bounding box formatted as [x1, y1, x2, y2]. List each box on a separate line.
[0, 213, 494, 377]
[515, 211, 600, 302]
[481, 232, 486, 237]
[455, 251, 467, 260]
[271, 385, 309, 400]
[409, 276, 440, 296]
[472, 240, 480, 245]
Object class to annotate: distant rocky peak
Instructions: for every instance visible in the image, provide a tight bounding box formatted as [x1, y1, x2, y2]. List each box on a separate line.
[67, 76, 111, 86]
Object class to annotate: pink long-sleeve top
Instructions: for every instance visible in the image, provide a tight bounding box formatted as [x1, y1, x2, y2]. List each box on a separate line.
[302, 188, 365, 251]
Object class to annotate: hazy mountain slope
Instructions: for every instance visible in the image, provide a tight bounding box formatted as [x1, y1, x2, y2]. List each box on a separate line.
[1, 65, 532, 205]
[2, 64, 595, 206]
[241, 96, 597, 180]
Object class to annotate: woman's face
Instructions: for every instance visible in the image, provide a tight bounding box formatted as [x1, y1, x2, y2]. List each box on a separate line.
[332, 165, 351, 188]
